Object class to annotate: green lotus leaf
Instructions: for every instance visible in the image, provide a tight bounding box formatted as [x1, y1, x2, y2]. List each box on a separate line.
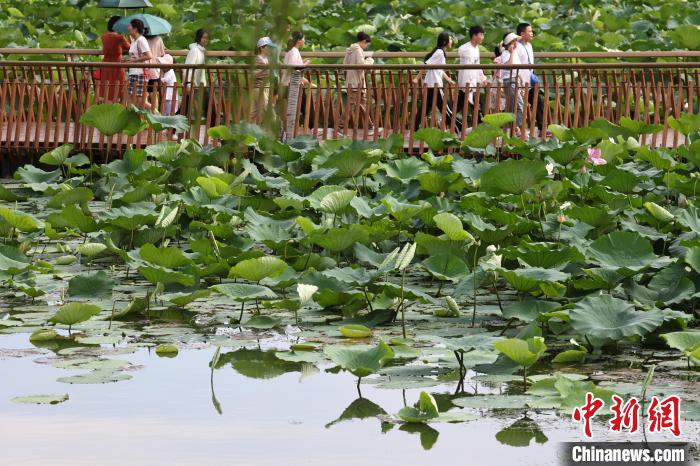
[319, 189, 356, 214]
[586, 231, 670, 272]
[229, 256, 288, 282]
[212, 283, 277, 301]
[49, 302, 102, 326]
[339, 324, 372, 338]
[0, 206, 40, 232]
[79, 103, 142, 136]
[433, 212, 474, 242]
[570, 294, 664, 340]
[494, 337, 547, 368]
[324, 340, 394, 378]
[245, 315, 282, 329]
[480, 159, 547, 195]
[38, 144, 73, 166]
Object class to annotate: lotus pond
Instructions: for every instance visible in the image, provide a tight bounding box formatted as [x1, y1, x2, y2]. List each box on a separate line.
[1, 109, 700, 464]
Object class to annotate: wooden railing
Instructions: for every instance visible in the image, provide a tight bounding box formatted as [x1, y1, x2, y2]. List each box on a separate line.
[2, 48, 700, 62]
[1, 61, 698, 162]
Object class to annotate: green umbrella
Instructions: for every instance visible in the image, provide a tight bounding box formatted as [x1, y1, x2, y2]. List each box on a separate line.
[113, 14, 172, 36]
[98, 0, 153, 8]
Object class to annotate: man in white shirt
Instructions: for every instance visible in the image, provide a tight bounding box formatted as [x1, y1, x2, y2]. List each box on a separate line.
[515, 22, 544, 132]
[456, 25, 488, 126]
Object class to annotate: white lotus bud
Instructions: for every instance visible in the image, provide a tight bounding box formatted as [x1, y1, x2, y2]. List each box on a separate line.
[202, 165, 224, 176]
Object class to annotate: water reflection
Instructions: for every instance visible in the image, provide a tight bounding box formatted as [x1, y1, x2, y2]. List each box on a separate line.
[495, 417, 549, 447]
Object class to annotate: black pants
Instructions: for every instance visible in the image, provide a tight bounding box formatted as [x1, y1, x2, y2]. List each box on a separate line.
[414, 88, 460, 133]
[527, 87, 544, 130]
[455, 90, 483, 127]
[180, 87, 211, 121]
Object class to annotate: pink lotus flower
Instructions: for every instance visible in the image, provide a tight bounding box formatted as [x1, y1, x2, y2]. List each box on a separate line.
[586, 147, 607, 166]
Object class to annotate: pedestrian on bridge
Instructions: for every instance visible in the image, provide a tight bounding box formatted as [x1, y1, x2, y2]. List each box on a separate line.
[413, 31, 460, 133]
[99, 16, 131, 102]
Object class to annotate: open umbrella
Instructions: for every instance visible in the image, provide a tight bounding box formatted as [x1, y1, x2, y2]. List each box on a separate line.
[98, 0, 153, 8]
[113, 14, 172, 36]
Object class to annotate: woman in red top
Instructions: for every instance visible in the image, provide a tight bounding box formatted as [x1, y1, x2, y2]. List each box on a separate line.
[99, 16, 131, 101]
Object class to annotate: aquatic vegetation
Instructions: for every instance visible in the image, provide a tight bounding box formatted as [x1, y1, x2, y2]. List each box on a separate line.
[1, 105, 700, 447]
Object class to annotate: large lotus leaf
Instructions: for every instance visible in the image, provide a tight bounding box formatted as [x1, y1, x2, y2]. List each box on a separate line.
[310, 227, 369, 252]
[507, 243, 585, 269]
[383, 196, 428, 224]
[46, 205, 98, 233]
[383, 158, 430, 181]
[68, 271, 114, 298]
[670, 25, 700, 51]
[414, 128, 453, 151]
[428, 331, 498, 353]
[501, 300, 560, 322]
[398, 391, 440, 423]
[625, 264, 695, 306]
[462, 123, 503, 149]
[38, 144, 73, 166]
[480, 159, 547, 195]
[676, 206, 700, 236]
[570, 294, 664, 340]
[324, 340, 395, 378]
[416, 172, 452, 194]
[586, 231, 670, 272]
[196, 176, 231, 198]
[79, 103, 141, 136]
[494, 337, 546, 368]
[497, 268, 569, 296]
[139, 243, 192, 269]
[601, 169, 640, 194]
[433, 212, 474, 242]
[138, 265, 196, 287]
[0, 206, 40, 232]
[47, 187, 94, 209]
[245, 315, 282, 329]
[321, 149, 377, 178]
[49, 303, 102, 326]
[482, 112, 516, 127]
[660, 331, 700, 353]
[319, 189, 356, 214]
[0, 185, 25, 202]
[420, 254, 469, 282]
[143, 112, 190, 133]
[0, 245, 30, 274]
[229, 256, 288, 282]
[668, 113, 700, 136]
[14, 165, 61, 189]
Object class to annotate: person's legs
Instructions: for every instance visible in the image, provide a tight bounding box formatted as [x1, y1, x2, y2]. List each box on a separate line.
[528, 87, 544, 131]
[415, 87, 434, 131]
[437, 88, 461, 133]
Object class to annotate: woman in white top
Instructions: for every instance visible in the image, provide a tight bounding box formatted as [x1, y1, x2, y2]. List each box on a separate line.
[497, 32, 525, 133]
[182, 28, 209, 120]
[126, 19, 153, 109]
[414, 32, 460, 133]
[282, 31, 314, 136]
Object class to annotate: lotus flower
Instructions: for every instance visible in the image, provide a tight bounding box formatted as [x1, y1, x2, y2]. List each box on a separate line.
[546, 162, 554, 176]
[586, 148, 606, 166]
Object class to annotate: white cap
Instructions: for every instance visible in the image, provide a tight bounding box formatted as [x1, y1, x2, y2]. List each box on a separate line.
[502, 33, 521, 47]
[257, 36, 275, 48]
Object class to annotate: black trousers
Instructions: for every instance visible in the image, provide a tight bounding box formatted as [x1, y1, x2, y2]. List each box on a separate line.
[528, 87, 544, 130]
[455, 90, 483, 127]
[414, 88, 460, 133]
